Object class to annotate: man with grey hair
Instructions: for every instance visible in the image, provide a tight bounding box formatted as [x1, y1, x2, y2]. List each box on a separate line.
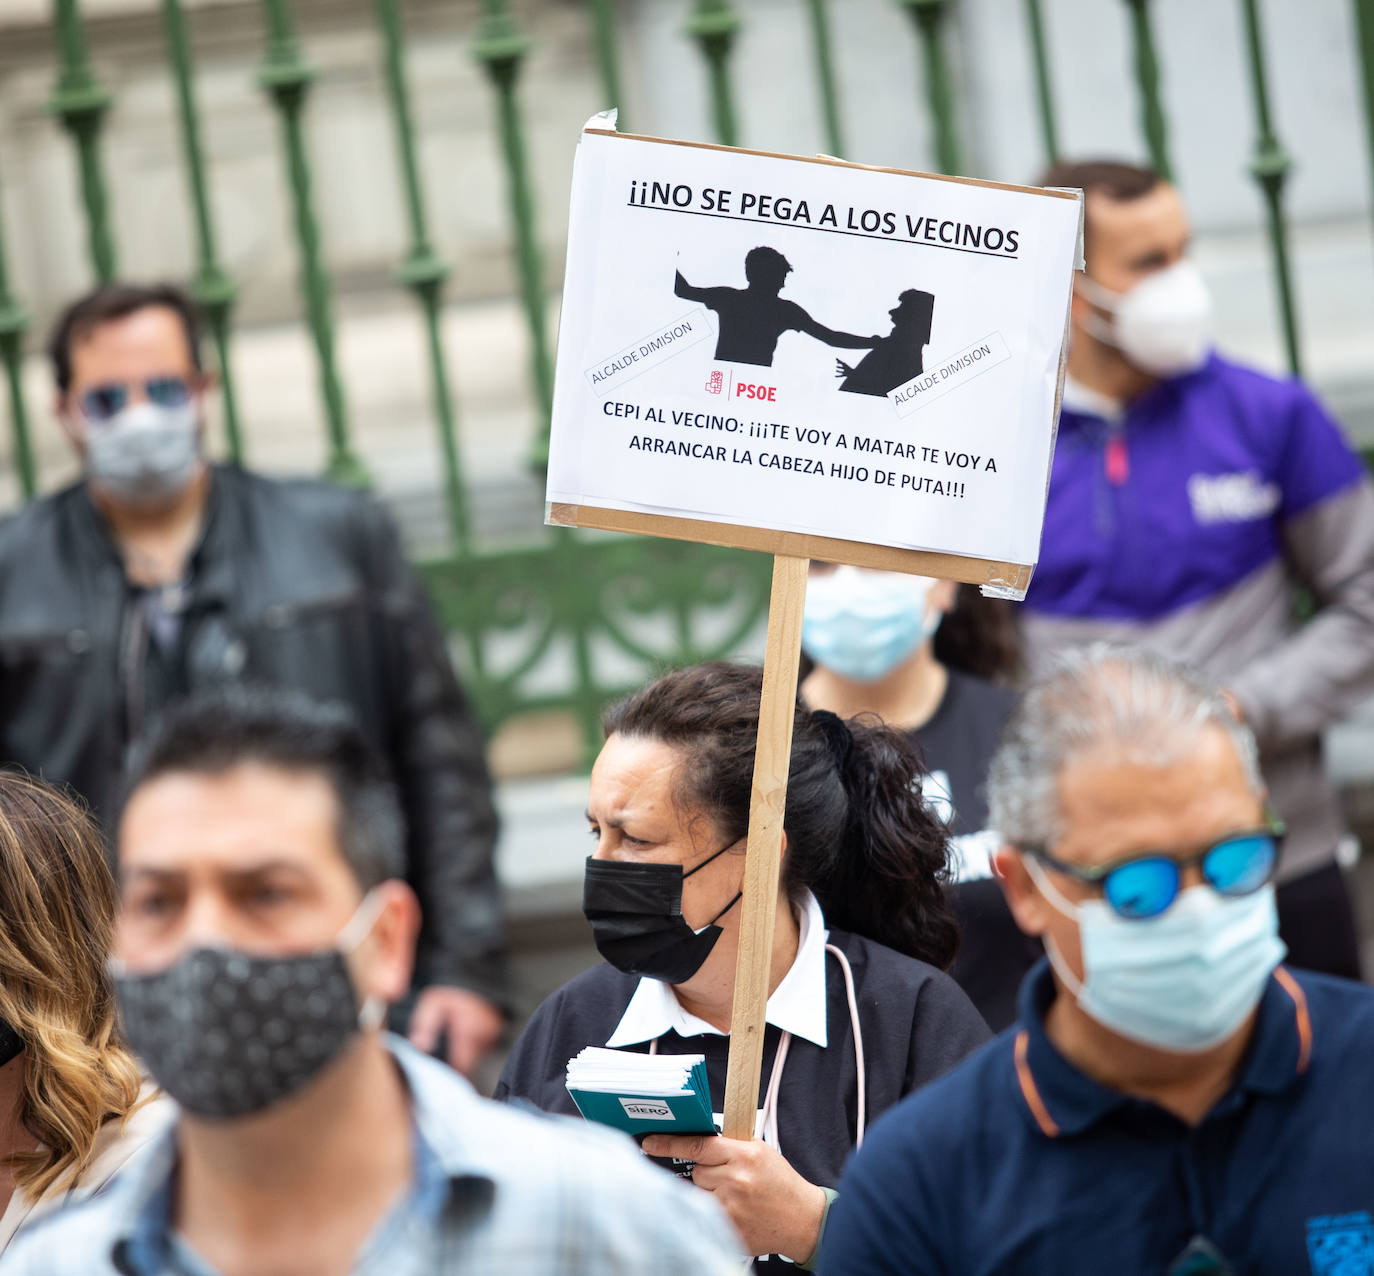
[1020, 158, 1374, 981]
[822, 647, 1374, 1276]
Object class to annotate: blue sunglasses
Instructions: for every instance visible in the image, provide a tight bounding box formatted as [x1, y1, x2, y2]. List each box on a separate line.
[79, 376, 192, 423]
[1023, 823, 1284, 921]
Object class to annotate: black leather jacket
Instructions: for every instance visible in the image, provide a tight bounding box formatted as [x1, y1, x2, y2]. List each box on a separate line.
[0, 466, 507, 1006]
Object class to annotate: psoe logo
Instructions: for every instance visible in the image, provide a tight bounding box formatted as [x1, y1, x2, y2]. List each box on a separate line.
[1187, 470, 1280, 525]
[620, 1097, 675, 1121]
[1306, 1211, 1374, 1275]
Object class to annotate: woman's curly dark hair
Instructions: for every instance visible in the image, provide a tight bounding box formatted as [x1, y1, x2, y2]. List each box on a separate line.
[933, 586, 1024, 683]
[604, 662, 960, 969]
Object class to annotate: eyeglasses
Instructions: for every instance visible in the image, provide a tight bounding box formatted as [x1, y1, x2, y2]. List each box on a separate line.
[1022, 823, 1284, 921]
[1167, 1235, 1234, 1275]
[79, 376, 193, 423]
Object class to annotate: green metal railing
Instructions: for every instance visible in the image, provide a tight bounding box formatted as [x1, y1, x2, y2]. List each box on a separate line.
[0, 165, 34, 501]
[50, 0, 117, 282]
[1123, 0, 1173, 182]
[162, 0, 244, 463]
[0, 0, 1367, 756]
[901, 0, 962, 175]
[258, 0, 367, 486]
[475, 0, 555, 468]
[1023, 0, 1059, 165]
[376, 0, 471, 554]
[688, 1, 742, 148]
[1238, 0, 1301, 377]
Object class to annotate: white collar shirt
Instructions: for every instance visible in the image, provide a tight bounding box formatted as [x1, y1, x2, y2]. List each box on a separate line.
[605, 889, 830, 1050]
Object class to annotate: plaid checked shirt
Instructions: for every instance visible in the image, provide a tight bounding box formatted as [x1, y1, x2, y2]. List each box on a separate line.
[0, 1037, 744, 1275]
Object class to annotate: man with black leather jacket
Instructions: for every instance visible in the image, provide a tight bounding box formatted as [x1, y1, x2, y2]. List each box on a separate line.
[0, 281, 508, 1074]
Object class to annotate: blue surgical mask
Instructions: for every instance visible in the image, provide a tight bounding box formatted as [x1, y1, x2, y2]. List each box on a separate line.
[802, 567, 940, 683]
[1026, 857, 1286, 1053]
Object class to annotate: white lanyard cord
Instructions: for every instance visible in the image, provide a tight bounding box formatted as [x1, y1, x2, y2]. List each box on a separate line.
[760, 1028, 792, 1150]
[649, 941, 867, 1153]
[825, 942, 866, 1150]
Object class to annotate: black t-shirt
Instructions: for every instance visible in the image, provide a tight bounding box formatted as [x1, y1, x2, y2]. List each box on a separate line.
[909, 669, 1042, 1033]
[496, 929, 991, 1270]
[908, 668, 1018, 837]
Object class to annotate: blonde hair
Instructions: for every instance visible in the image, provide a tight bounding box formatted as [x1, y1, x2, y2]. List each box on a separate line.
[0, 773, 142, 1197]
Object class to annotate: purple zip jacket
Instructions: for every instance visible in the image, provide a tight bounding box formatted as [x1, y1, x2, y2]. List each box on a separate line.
[1022, 352, 1374, 878]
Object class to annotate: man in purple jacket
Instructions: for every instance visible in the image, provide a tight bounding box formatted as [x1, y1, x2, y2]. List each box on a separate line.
[1024, 159, 1374, 979]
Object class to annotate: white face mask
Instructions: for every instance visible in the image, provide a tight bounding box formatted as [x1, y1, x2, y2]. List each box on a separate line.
[801, 567, 940, 683]
[1076, 260, 1213, 377]
[83, 400, 202, 506]
[1025, 856, 1286, 1054]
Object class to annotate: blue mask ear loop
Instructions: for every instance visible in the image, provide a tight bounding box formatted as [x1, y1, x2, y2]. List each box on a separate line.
[1022, 855, 1090, 1001]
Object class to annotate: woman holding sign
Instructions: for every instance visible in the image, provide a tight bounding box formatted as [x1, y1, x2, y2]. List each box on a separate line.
[496, 662, 989, 1270]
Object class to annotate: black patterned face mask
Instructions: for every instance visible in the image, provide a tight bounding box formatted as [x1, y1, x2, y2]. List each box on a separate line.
[114, 893, 385, 1121]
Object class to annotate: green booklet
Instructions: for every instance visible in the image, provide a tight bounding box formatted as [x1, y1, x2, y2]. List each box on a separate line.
[565, 1046, 717, 1136]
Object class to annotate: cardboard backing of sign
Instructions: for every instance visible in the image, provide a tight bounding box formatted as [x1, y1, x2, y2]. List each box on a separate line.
[545, 113, 1082, 599]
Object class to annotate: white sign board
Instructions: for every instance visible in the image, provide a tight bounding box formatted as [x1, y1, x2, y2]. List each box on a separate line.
[546, 115, 1082, 597]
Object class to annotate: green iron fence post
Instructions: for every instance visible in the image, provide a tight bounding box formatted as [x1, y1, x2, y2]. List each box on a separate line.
[161, 0, 244, 464]
[375, 0, 472, 554]
[806, 0, 846, 158]
[1122, 0, 1174, 180]
[0, 160, 35, 500]
[1238, 0, 1302, 377]
[473, 0, 555, 469]
[49, 0, 118, 282]
[686, 0, 742, 148]
[1350, 0, 1374, 236]
[897, 0, 963, 175]
[588, 0, 628, 129]
[1024, 0, 1060, 165]
[256, 0, 366, 486]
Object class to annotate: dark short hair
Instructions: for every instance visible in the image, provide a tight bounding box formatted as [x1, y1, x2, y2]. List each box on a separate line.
[47, 282, 204, 394]
[119, 686, 406, 889]
[744, 246, 791, 282]
[1035, 159, 1163, 262]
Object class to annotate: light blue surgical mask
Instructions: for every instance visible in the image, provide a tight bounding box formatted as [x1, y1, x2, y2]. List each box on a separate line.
[1025, 856, 1285, 1053]
[84, 400, 202, 507]
[802, 567, 941, 683]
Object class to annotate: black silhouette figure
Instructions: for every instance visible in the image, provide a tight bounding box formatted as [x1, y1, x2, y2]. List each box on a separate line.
[837, 289, 936, 397]
[674, 246, 877, 367]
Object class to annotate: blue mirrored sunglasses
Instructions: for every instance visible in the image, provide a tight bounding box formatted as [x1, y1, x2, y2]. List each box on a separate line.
[1023, 824, 1284, 921]
[79, 376, 192, 423]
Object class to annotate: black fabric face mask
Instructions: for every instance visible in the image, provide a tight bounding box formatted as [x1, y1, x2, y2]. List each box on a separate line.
[0, 1017, 23, 1068]
[114, 892, 383, 1121]
[582, 844, 742, 985]
[115, 946, 366, 1120]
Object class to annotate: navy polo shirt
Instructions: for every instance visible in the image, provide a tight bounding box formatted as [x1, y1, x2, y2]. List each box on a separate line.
[822, 960, 1374, 1275]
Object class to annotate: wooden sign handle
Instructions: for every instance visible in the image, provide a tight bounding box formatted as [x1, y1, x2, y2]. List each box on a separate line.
[721, 553, 809, 1140]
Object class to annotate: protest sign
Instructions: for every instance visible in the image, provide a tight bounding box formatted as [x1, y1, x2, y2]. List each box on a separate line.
[546, 114, 1081, 1143]
[547, 112, 1083, 597]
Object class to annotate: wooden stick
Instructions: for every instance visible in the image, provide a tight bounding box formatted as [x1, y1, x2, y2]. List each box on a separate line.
[722, 553, 809, 1140]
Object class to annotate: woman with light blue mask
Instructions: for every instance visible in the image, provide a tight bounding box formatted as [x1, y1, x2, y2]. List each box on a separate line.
[799, 564, 1040, 1030]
